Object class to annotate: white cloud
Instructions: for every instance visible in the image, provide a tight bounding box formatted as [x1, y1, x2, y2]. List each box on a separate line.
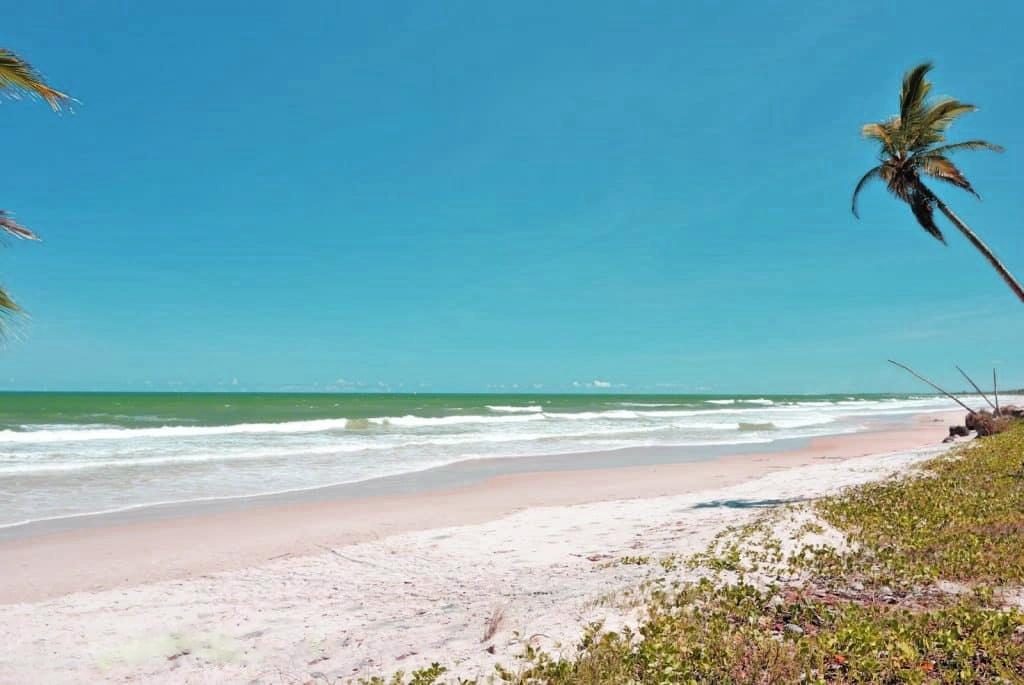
[573, 379, 612, 389]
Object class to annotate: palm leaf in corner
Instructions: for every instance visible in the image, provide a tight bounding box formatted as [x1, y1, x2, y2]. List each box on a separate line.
[0, 47, 65, 324]
[0, 48, 69, 110]
[0, 211, 37, 321]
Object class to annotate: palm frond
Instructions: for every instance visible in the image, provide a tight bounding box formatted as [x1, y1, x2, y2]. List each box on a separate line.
[900, 63, 933, 124]
[919, 140, 1004, 156]
[851, 166, 883, 217]
[883, 164, 913, 202]
[0, 210, 39, 241]
[921, 98, 975, 131]
[905, 99, 975, 151]
[0, 48, 69, 110]
[0, 284, 19, 315]
[918, 155, 979, 198]
[861, 121, 897, 154]
[908, 185, 946, 243]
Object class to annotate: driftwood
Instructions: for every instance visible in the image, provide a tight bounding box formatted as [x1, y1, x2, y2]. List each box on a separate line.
[965, 410, 1015, 437]
[957, 366, 996, 411]
[887, 360, 977, 414]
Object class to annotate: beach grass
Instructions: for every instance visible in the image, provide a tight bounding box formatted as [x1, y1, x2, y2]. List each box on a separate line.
[810, 424, 1024, 588]
[375, 424, 1024, 683]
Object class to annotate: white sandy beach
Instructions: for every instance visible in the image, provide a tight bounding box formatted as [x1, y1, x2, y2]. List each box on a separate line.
[0, 412, 963, 683]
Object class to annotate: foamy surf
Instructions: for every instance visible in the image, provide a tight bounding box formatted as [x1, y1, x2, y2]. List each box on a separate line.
[486, 405, 544, 413]
[0, 392, 995, 528]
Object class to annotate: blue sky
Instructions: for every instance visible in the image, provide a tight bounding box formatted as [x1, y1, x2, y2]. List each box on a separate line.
[2, 1, 1023, 393]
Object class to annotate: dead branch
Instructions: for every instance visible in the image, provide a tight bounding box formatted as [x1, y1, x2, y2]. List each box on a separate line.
[956, 365, 997, 411]
[994, 369, 1001, 415]
[887, 360, 976, 414]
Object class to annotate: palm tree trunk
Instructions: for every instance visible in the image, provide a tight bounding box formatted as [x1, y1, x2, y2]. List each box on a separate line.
[924, 189, 1024, 302]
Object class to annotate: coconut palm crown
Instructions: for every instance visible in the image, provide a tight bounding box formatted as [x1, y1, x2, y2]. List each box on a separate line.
[852, 62, 1024, 302]
[0, 48, 69, 321]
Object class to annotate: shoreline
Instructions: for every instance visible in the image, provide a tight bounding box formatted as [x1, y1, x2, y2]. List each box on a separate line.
[0, 410, 958, 604]
[0, 433, 813, 538]
[0, 411, 963, 683]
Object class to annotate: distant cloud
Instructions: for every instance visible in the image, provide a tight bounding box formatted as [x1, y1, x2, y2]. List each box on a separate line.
[573, 379, 612, 389]
[324, 377, 371, 391]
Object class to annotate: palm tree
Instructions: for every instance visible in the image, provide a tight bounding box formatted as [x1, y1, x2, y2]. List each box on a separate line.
[0, 48, 69, 320]
[851, 63, 1024, 302]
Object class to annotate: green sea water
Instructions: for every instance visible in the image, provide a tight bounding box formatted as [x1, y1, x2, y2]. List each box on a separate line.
[0, 391, 917, 430]
[0, 391, 960, 527]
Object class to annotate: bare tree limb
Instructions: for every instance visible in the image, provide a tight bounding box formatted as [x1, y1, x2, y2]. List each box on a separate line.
[956, 365, 996, 411]
[887, 360, 977, 414]
[994, 369, 1000, 415]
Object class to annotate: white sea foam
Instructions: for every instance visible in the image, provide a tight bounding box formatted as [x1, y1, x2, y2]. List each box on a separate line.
[544, 410, 640, 420]
[0, 413, 548, 444]
[368, 413, 545, 428]
[0, 418, 355, 444]
[0, 393, 1000, 528]
[486, 405, 544, 413]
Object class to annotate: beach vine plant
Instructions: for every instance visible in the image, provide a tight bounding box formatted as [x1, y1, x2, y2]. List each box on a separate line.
[0, 48, 69, 323]
[851, 63, 1024, 302]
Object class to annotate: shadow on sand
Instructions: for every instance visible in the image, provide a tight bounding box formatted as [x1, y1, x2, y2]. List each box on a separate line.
[692, 497, 806, 509]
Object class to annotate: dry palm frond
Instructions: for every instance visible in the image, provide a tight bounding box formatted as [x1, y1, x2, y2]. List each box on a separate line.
[0, 210, 39, 241]
[918, 156, 978, 197]
[0, 48, 69, 110]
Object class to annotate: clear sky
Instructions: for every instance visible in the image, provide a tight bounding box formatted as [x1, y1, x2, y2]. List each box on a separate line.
[2, 1, 1023, 394]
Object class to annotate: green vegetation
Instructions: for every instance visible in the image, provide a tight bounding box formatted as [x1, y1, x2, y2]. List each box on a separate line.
[505, 583, 1022, 684]
[360, 664, 449, 685]
[807, 425, 1024, 589]
[851, 63, 1023, 302]
[507, 426, 1024, 684]
[375, 425, 1024, 683]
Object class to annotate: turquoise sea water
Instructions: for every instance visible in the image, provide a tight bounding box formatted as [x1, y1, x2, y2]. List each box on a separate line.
[0, 391, 971, 527]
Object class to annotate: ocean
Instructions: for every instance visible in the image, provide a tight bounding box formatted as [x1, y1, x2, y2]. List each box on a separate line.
[0, 391, 973, 528]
